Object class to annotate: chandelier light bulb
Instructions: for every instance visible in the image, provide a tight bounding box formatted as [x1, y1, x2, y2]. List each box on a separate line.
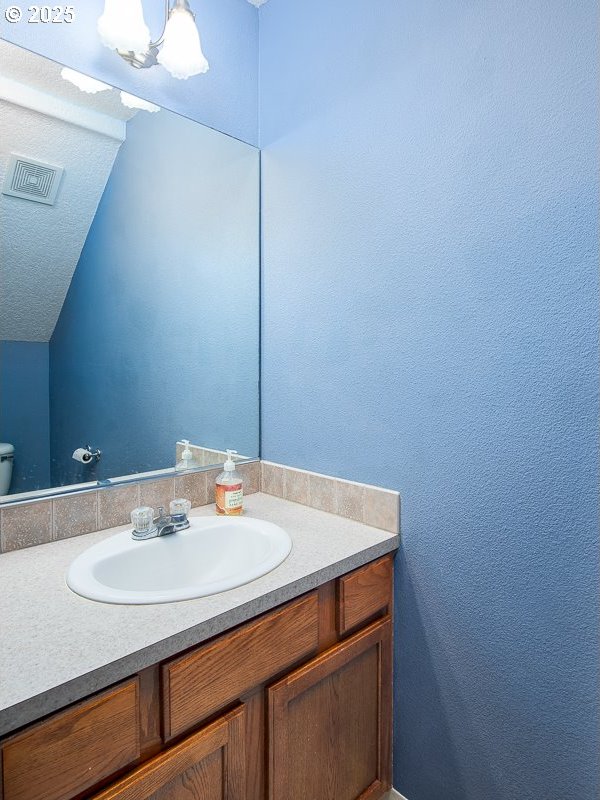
[157, 1, 209, 80]
[97, 0, 151, 54]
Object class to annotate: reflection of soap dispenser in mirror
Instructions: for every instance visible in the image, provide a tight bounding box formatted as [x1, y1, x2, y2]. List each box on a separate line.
[176, 440, 196, 471]
[215, 450, 243, 516]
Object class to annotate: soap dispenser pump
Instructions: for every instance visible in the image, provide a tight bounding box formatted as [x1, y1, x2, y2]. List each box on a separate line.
[176, 440, 195, 471]
[215, 449, 243, 516]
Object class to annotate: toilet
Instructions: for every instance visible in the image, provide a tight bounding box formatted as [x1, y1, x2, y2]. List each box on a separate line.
[0, 443, 14, 496]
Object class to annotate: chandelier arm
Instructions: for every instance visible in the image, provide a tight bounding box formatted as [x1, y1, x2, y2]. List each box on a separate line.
[148, 0, 171, 49]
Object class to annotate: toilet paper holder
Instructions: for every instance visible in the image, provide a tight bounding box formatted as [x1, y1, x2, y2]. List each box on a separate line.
[72, 445, 102, 464]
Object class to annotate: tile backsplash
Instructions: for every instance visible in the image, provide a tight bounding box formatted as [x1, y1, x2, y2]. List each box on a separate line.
[0, 460, 398, 553]
[260, 462, 400, 534]
[0, 461, 260, 554]
[0, 500, 53, 552]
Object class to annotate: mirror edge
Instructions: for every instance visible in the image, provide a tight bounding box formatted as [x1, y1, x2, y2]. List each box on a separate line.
[0, 457, 260, 507]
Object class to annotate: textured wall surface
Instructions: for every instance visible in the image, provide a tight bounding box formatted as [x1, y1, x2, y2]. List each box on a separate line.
[259, 1, 599, 799]
[0, 341, 50, 492]
[50, 109, 259, 486]
[0, 0, 259, 144]
[0, 90, 123, 341]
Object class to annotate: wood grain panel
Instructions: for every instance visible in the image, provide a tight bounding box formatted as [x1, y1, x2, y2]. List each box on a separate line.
[268, 617, 392, 800]
[243, 689, 266, 800]
[138, 665, 162, 759]
[1, 679, 140, 800]
[90, 705, 246, 800]
[163, 592, 319, 740]
[317, 580, 338, 651]
[337, 555, 393, 635]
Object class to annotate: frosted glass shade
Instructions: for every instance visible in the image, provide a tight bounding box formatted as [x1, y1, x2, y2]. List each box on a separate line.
[61, 68, 111, 94]
[120, 92, 161, 113]
[97, 0, 151, 53]
[157, 6, 209, 80]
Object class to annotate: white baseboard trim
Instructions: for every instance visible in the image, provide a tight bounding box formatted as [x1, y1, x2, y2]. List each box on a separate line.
[385, 790, 408, 800]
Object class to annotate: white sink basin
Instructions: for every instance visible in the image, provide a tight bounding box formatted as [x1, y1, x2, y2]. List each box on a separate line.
[66, 516, 292, 605]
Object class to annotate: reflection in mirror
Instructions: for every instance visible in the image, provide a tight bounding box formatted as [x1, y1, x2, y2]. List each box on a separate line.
[0, 41, 259, 502]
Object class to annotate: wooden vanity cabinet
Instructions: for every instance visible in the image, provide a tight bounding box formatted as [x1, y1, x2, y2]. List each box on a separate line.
[0, 680, 141, 800]
[268, 617, 392, 800]
[0, 555, 394, 800]
[89, 705, 246, 800]
[337, 556, 393, 635]
[162, 592, 320, 741]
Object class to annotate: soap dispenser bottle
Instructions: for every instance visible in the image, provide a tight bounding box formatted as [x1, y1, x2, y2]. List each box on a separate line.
[215, 450, 243, 516]
[176, 440, 195, 471]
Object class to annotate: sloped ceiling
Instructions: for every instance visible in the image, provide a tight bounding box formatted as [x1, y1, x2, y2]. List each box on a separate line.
[0, 41, 137, 342]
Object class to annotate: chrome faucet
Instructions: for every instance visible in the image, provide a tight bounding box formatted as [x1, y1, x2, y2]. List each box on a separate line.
[131, 499, 191, 540]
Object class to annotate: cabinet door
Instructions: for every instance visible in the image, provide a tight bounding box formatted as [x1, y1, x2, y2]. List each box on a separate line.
[268, 618, 392, 800]
[91, 705, 246, 800]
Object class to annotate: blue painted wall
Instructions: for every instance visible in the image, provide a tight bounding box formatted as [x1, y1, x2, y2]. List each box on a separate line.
[0, 341, 50, 492]
[1, 0, 258, 145]
[259, 1, 599, 799]
[50, 109, 259, 486]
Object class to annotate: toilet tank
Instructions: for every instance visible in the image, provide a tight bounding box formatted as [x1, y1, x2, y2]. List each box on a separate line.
[0, 443, 14, 496]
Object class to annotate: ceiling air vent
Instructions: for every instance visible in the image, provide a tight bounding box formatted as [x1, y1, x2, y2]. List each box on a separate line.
[2, 155, 64, 205]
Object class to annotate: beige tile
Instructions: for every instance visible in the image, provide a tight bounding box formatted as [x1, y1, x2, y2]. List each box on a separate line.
[174, 471, 208, 509]
[1, 501, 53, 552]
[363, 488, 400, 533]
[208, 450, 227, 466]
[308, 474, 338, 514]
[191, 448, 225, 468]
[237, 462, 260, 494]
[261, 462, 285, 497]
[199, 452, 210, 467]
[204, 468, 222, 503]
[139, 479, 175, 514]
[336, 481, 365, 523]
[53, 492, 98, 540]
[283, 468, 310, 505]
[97, 484, 140, 530]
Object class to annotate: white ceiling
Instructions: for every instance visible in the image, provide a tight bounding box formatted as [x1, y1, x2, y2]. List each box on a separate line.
[0, 41, 136, 342]
[0, 41, 133, 120]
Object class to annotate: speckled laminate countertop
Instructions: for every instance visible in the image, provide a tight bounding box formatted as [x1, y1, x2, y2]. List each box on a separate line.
[0, 493, 398, 737]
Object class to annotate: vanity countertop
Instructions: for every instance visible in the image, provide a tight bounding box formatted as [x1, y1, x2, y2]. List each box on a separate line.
[0, 492, 398, 737]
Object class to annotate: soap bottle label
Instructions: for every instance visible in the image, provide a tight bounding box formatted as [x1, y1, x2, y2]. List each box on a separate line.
[216, 483, 243, 515]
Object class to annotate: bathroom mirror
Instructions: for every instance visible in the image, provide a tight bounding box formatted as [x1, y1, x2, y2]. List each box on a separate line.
[0, 41, 259, 503]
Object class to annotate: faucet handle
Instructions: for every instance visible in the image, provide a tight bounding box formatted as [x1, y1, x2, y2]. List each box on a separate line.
[170, 498, 191, 518]
[131, 506, 156, 537]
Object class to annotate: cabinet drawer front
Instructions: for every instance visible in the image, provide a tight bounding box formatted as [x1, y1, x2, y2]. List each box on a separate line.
[1, 679, 140, 800]
[163, 592, 320, 740]
[337, 555, 393, 635]
[90, 705, 246, 800]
